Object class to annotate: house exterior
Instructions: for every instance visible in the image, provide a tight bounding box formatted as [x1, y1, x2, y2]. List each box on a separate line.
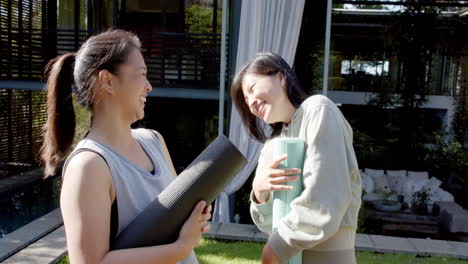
[0, 0, 229, 172]
[0, 0, 466, 222]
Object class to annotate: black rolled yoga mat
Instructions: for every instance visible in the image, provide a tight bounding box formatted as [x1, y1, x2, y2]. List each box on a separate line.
[111, 134, 247, 250]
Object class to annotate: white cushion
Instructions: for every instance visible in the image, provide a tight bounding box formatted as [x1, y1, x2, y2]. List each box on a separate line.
[412, 178, 430, 194]
[408, 171, 429, 181]
[361, 172, 375, 194]
[387, 175, 405, 195]
[373, 174, 391, 194]
[387, 170, 407, 177]
[423, 177, 442, 194]
[385, 170, 407, 195]
[402, 179, 415, 205]
[431, 188, 454, 203]
[364, 168, 385, 178]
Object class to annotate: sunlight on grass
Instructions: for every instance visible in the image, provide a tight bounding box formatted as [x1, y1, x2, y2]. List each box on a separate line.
[195, 238, 263, 264]
[195, 239, 468, 264]
[56, 238, 468, 264]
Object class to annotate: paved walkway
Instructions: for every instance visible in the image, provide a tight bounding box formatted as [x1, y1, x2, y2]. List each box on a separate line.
[1, 209, 468, 263]
[0, 209, 63, 262]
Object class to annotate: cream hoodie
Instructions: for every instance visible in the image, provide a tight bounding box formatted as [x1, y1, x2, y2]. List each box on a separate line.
[250, 95, 362, 261]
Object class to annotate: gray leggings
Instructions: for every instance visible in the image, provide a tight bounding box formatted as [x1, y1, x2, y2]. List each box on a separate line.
[302, 249, 357, 264]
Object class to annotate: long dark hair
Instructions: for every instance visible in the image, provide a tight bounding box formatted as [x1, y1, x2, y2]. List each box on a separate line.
[41, 29, 141, 176]
[230, 52, 308, 142]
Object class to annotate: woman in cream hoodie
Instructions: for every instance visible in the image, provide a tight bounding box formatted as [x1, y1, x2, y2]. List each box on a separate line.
[230, 52, 362, 264]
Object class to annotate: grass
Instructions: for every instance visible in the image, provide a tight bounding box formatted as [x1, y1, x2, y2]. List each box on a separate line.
[195, 239, 263, 264]
[56, 238, 468, 264]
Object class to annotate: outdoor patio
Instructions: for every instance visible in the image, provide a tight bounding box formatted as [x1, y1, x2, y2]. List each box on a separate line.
[1, 208, 468, 263]
[0, 0, 467, 263]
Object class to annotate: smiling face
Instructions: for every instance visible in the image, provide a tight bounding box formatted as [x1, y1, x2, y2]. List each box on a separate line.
[111, 47, 152, 122]
[241, 72, 291, 124]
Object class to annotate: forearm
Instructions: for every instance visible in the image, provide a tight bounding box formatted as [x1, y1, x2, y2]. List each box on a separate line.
[100, 241, 191, 264]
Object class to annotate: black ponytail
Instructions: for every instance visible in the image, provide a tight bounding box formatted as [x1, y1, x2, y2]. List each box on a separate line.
[41, 53, 76, 176]
[40, 29, 142, 176]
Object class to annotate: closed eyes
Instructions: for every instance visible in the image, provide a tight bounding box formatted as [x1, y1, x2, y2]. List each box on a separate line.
[249, 83, 255, 93]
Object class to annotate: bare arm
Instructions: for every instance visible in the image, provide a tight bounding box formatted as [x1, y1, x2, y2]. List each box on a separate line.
[61, 151, 208, 264]
[152, 130, 177, 177]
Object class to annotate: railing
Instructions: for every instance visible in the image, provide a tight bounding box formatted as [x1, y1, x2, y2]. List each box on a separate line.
[0, 29, 48, 81]
[0, 29, 227, 90]
[0, 29, 226, 168]
[139, 31, 224, 89]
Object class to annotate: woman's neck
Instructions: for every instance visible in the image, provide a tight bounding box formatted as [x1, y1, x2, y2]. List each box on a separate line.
[87, 109, 134, 149]
[281, 101, 297, 125]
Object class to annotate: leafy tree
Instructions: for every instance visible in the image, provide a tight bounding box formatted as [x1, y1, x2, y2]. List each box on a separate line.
[185, 4, 221, 34]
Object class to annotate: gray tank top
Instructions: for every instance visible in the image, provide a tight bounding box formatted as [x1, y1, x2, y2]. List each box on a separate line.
[63, 128, 198, 264]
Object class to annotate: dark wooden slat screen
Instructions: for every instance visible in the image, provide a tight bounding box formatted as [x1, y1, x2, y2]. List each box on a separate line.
[0, 0, 48, 81]
[0, 0, 49, 173]
[2, 29, 226, 89]
[0, 88, 46, 177]
[0, 0, 227, 174]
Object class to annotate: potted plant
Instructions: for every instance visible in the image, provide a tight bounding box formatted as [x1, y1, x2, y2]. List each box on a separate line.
[411, 188, 431, 215]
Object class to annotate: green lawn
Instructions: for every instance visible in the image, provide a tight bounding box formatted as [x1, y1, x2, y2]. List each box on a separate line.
[57, 238, 468, 264]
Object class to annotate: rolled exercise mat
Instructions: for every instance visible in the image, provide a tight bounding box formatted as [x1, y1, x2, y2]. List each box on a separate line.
[271, 137, 305, 264]
[111, 134, 247, 250]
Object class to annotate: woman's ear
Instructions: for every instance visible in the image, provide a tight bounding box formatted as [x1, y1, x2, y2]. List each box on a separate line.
[97, 70, 115, 94]
[278, 72, 286, 90]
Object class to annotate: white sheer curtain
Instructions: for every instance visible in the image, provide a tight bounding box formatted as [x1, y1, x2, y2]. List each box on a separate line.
[213, 0, 306, 223]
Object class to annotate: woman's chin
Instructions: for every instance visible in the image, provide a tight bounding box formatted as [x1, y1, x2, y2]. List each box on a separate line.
[262, 116, 273, 124]
[134, 111, 145, 121]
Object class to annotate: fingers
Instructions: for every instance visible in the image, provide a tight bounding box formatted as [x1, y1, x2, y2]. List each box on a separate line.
[203, 204, 212, 214]
[196, 200, 206, 213]
[268, 184, 294, 191]
[270, 168, 301, 177]
[201, 210, 211, 222]
[269, 154, 288, 169]
[201, 222, 210, 233]
[269, 175, 300, 184]
[191, 201, 206, 220]
[192, 201, 211, 222]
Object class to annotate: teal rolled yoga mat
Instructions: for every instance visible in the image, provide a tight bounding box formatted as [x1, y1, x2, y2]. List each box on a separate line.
[271, 137, 305, 264]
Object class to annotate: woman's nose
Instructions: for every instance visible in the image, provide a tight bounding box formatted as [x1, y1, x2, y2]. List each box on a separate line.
[145, 79, 152, 93]
[246, 95, 254, 107]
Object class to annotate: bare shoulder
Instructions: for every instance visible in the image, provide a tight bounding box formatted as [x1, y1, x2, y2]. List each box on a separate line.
[60, 151, 114, 263]
[150, 129, 164, 141]
[150, 129, 169, 146]
[61, 151, 112, 199]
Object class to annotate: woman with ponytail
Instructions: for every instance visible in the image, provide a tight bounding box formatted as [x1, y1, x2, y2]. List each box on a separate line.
[41, 29, 210, 264]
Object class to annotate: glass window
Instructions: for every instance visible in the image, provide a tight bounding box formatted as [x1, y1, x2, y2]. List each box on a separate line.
[341, 60, 389, 76]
